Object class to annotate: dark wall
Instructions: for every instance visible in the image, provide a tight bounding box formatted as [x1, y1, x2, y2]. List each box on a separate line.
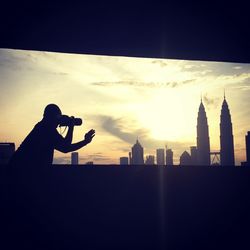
[1, 165, 250, 249]
[1, 1, 250, 63]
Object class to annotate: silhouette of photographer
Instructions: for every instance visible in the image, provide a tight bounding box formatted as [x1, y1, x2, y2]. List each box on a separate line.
[9, 104, 95, 168]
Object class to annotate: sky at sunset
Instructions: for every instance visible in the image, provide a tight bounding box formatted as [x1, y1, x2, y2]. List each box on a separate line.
[0, 49, 250, 165]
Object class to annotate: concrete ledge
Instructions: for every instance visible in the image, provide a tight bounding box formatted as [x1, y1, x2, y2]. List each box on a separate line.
[1, 165, 250, 249]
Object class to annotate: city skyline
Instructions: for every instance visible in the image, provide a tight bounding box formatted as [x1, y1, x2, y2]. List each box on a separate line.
[124, 96, 238, 166]
[1, 48, 250, 165]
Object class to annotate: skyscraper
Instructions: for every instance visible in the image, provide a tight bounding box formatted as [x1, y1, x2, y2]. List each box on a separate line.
[145, 155, 155, 165]
[71, 152, 79, 165]
[196, 99, 211, 165]
[120, 157, 129, 165]
[190, 146, 198, 165]
[131, 139, 144, 165]
[166, 149, 173, 165]
[246, 132, 250, 166]
[129, 152, 132, 165]
[180, 151, 192, 166]
[156, 148, 165, 165]
[220, 95, 235, 166]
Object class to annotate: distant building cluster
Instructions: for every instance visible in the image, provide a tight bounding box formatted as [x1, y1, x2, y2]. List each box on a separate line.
[120, 95, 250, 166]
[70, 152, 94, 165]
[120, 141, 175, 166]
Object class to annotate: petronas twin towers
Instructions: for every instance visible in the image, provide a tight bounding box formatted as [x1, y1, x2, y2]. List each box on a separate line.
[197, 100, 211, 165]
[220, 96, 235, 165]
[196, 94, 235, 166]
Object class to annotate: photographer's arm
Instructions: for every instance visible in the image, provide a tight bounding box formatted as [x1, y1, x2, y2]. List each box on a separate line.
[55, 129, 95, 153]
[64, 125, 74, 145]
[64, 117, 74, 145]
[64, 139, 89, 152]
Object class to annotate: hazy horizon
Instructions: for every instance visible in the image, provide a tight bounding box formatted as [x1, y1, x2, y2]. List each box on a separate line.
[1, 48, 250, 165]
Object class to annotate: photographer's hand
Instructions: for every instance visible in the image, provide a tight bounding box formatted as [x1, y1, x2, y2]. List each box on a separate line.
[84, 129, 95, 144]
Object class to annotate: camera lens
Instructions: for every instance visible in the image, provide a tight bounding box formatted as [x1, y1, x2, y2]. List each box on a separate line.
[59, 115, 82, 126]
[74, 118, 82, 126]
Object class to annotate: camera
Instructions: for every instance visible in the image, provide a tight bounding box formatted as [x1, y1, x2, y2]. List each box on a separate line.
[59, 115, 82, 127]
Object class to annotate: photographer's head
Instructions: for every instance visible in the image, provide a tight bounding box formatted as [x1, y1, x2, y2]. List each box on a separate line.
[43, 104, 62, 127]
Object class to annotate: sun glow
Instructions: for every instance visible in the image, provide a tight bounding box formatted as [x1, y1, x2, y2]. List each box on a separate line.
[134, 88, 197, 142]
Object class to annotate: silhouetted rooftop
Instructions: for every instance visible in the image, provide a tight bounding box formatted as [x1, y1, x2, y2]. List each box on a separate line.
[1, 164, 250, 249]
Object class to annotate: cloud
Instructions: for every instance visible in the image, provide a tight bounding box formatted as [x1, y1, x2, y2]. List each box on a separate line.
[101, 116, 148, 144]
[98, 115, 193, 152]
[0, 49, 44, 71]
[53, 156, 71, 164]
[233, 66, 242, 70]
[0, 50, 24, 71]
[53, 153, 114, 165]
[222, 76, 250, 92]
[203, 94, 220, 110]
[234, 85, 250, 91]
[180, 63, 215, 77]
[151, 60, 168, 67]
[182, 63, 208, 71]
[0, 49, 69, 77]
[231, 83, 250, 91]
[181, 61, 250, 79]
[116, 146, 132, 153]
[91, 79, 196, 89]
[241, 76, 250, 85]
[81, 153, 114, 163]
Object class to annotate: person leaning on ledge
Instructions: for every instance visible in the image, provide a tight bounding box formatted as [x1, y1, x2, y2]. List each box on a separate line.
[8, 104, 95, 168]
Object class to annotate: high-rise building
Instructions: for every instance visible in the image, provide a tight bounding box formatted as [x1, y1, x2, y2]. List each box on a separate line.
[120, 157, 129, 165]
[131, 139, 144, 165]
[129, 152, 132, 165]
[180, 151, 192, 166]
[156, 148, 165, 165]
[0, 142, 15, 165]
[145, 155, 155, 165]
[166, 149, 173, 165]
[71, 152, 79, 165]
[190, 146, 198, 165]
[220, 95, 235, 166]
[246, 131, 250, 165]
[196, 99, 211, 165]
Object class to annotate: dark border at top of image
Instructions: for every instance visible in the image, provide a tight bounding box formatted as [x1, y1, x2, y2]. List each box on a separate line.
[1, 1, 249, 63]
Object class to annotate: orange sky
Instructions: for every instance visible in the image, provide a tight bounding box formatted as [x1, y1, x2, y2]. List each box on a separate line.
[0, 49, 250, 165]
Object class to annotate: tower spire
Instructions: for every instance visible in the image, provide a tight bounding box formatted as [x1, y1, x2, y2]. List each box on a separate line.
[220, 92, 235, 166]
[136, 136, 139, 144]
[132, 136, 144, 165]
[197, 97, 210, 166]
[224, 89, 226, 100]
